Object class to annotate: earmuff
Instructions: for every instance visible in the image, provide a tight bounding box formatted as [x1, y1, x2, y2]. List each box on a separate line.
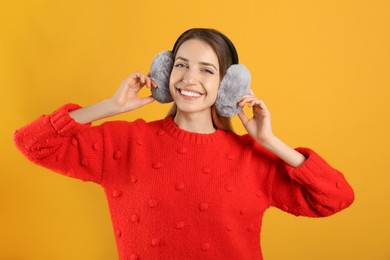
[150, 29, 251, 117]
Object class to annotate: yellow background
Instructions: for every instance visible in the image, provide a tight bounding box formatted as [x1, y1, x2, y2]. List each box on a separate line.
[1, 0, 389, 259]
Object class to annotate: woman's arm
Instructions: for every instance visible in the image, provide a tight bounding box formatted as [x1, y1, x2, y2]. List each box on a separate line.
[14, 72, 156, 183]
[237, 91, 305, 167]
[70, 72, 156, 124]
[238, 92, 354, 216]
[268, 147, 354, 217]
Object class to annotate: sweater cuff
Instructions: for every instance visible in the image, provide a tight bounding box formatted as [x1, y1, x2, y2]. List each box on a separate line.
[50, 103, 91, 136]
[284, 147, 333, 185]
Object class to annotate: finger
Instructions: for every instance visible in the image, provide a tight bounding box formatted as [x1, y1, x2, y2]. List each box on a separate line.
[132, 71, 141, 79]
[129, 72, 144, 87]
[151, 80, 158, 88]
[132, 96, 155, 110]
[237, 111, 249, 125]
[251, 100, 267, 112]
[257, 100, 268, 110]
[246, 97, 266, 108]
[238, 94, 257, 105]
[144, 76, 152, 89]
[238, 96, 253, 105]
[239, 94, 255, 101]
[145, 76, 157, 89]
[254, 102, 270, 117]
[148, 77, 154, 89]
[239, 96, 259, 107]
[139, 74, 147, 85]
[144, 72, 157, 87]
[139, 96, 155, 106]
[249, 99, 262, 107]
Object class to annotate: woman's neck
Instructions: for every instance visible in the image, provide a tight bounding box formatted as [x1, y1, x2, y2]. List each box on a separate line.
[174, 110, 216, 134]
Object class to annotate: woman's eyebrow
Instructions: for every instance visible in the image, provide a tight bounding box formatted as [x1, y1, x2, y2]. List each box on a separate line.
[175, 56, 218, 71]
[175, 56, 189, 62]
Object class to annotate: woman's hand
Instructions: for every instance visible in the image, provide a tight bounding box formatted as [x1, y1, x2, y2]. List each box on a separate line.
[237, 91, 274, 146]
[111, 72, 157, 113]
[237, 91, 306, 167]
[69, 72, 157, 124]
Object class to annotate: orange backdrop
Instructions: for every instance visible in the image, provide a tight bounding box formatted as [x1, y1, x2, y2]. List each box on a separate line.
[1, 0, 389, 259]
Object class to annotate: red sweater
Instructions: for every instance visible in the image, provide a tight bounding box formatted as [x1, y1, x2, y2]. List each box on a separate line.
[14, 104, 354, 260]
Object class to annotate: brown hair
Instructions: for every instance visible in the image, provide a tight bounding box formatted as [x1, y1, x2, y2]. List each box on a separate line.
[166, 28, 236, 131]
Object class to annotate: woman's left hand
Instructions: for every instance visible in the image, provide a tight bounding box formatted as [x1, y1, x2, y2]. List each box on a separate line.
[237, 91, 307, 167]
[237, 91, 274, 146]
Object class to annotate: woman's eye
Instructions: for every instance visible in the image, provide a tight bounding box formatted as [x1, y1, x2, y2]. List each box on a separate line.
[174, 63, 186, 68]
[203, 68, 214, 74]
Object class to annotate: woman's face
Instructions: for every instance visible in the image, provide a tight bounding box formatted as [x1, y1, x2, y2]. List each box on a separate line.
[169, 39, 221, 116]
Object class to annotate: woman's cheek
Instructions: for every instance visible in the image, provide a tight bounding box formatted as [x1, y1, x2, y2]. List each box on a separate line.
[169, 74, 177, 97]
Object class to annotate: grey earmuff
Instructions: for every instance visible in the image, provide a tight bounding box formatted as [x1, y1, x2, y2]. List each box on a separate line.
[215, 64, 251, 117]
[149, 50, 251, 117]
[150, 51, 174, 103]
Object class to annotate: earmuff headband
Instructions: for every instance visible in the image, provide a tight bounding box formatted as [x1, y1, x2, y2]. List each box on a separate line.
[172, 28, 239, 65]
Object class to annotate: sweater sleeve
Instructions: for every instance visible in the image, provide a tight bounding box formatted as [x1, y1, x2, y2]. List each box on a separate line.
[14, 104, 105, 184]
[269, 147, 354, 217]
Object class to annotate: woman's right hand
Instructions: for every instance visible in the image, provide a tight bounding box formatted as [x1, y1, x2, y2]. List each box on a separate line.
[110, 72, 157, 113]
[69, 72, 157, 124]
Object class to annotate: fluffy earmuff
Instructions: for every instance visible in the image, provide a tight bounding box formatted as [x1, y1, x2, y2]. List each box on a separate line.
[150, 51, 174, 103]
[149, 50, 251, 116]
[215, 64, 251, 117]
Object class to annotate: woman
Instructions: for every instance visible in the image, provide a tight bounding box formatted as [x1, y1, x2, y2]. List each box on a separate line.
[14, 28, 354, 260]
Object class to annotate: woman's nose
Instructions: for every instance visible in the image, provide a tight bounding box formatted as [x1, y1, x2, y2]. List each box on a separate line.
[182, 69, 197, 85]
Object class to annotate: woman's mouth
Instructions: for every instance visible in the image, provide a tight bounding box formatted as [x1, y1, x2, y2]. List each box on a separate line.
[177, 88, 204, 98]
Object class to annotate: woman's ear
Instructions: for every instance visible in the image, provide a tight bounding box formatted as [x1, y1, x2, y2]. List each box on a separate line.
[215, 64, 251, 117]
[150, 51, 174, 103]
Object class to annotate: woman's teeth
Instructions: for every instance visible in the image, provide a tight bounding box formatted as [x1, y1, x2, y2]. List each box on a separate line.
[180, 89, 202, 97]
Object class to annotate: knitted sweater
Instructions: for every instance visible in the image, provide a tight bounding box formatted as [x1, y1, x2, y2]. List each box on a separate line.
[14, 104, 354, 260]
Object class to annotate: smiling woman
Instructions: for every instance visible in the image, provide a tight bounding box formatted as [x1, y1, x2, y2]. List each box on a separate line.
[14, 28, 354, 260]
[162, 28, 251, 130]
[169, 39, 221, 132]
